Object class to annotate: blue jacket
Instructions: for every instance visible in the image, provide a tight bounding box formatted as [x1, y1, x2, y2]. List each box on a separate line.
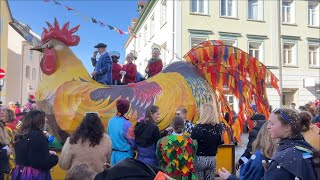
[93, 52, 112, 85]
[239, 150, 269, 180]
[107, 116, 135, 165]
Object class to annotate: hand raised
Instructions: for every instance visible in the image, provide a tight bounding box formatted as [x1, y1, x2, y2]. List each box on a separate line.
[93, 51, 98, 57]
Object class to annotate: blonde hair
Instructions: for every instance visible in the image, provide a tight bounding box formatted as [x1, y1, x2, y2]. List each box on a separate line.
[252, 122, 278, 158]
[0, 123, 10, 145]
[198, 103, 219, 125]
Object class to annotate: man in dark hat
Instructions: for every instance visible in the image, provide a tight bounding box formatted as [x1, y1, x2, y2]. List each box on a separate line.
[91, 43, 112, 85]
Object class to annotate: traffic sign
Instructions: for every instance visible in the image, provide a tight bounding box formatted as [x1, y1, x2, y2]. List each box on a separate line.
[0, 69, 6, 79]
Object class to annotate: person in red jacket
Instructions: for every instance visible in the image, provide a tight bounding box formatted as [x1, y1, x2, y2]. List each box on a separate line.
[145, 46, 163, 78]
[122, 53, 137, 84]
[110, 51, 122, 85]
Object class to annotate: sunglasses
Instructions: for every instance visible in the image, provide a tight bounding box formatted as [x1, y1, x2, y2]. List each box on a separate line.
[85, 112, 99, 116]
[273, 108, 290, 122]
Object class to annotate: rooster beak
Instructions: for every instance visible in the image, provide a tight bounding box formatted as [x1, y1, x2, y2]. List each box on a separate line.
[30, 43, 51, 53]
[30, 46, 45, 53]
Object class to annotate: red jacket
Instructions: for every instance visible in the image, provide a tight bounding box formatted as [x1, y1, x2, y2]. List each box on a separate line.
[123, 63, 137, 84]
[147, 59, 163, 77]
[112, 63, 122, 81]
[315, 122, 320, 128]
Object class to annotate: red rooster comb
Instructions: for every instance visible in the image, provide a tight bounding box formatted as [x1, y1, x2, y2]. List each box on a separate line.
[41, 18, 80, 46]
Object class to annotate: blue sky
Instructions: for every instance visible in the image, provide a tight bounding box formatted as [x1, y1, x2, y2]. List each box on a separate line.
[9, 0, 139, 72]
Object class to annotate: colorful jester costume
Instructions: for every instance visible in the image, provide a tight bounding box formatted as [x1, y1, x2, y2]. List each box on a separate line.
[156, 134, 197, 180]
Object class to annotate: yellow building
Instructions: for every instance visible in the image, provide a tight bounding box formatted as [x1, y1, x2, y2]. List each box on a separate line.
[0, 0, 13, 104]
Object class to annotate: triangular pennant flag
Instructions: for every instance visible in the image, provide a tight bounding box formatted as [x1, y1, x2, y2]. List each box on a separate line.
[53, 0, 61, 5]
[107, 25, 114, 30]
[91, 18, 98, 24]
[66, 6, 74, 11]
[118, 29, 124, 34]
[98, 21, 106, 27]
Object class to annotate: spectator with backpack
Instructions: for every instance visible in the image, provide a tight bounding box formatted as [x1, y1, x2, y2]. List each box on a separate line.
[134, 105, 161, 166]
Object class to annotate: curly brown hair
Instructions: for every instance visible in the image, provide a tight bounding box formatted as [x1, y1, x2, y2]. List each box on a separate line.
[69, 113, 104, 147]
[298, 111, 313, 132]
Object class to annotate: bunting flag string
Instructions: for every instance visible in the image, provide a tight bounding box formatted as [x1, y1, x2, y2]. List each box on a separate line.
[42, 0, 183, 60]
[43, 0, 130, 35]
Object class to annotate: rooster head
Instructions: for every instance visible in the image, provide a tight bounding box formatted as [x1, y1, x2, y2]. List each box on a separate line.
[31, 18, 80, 76]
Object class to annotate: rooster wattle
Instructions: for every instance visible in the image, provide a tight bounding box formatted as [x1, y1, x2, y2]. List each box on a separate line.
[33, 19, 279, 142]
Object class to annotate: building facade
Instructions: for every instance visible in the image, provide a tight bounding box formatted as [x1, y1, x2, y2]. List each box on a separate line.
[125, 0, 320, 109]
[0, 0, 13, 104]
[7, 19, 42, 106]
[124, 0, 182, 73]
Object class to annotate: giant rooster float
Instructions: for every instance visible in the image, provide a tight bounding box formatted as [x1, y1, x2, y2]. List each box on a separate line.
[33, 19, 280, 142]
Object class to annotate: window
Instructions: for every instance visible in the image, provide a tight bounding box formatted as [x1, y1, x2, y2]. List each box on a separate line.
[190, 0, 209, 14]
[144, 25, 148, 46]
[249, 41, 264, 62]
[282, 0, 295, 23]
[309, 44, 319, 67]
[221, 0, 237, 17]
[221, 39, 238, 47]
[248, 0, 263, 20]
[150, 15, 155, 38]
[191, 36, 208, 48]
[282, 41, 297, 66]
[32, 68, 36, 80]
[29, 50, 33, 60]
[161, 43, 167, 65]
[308, 1, 320, 26]
[160, 0, 167, 26]
[26, 66, 30, 78]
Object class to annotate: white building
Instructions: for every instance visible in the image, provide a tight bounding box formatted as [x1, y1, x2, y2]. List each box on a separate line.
[125, 0, 320, 109]
[124, 0, 182, 74]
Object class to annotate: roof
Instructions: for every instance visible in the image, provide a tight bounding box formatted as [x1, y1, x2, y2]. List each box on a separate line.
[124, 0, 157, 48]
[9, 18, 41, 46]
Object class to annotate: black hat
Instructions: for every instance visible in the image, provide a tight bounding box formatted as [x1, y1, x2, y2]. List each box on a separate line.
[94, 43, 107, 48]
[250, 113, 266, 121]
